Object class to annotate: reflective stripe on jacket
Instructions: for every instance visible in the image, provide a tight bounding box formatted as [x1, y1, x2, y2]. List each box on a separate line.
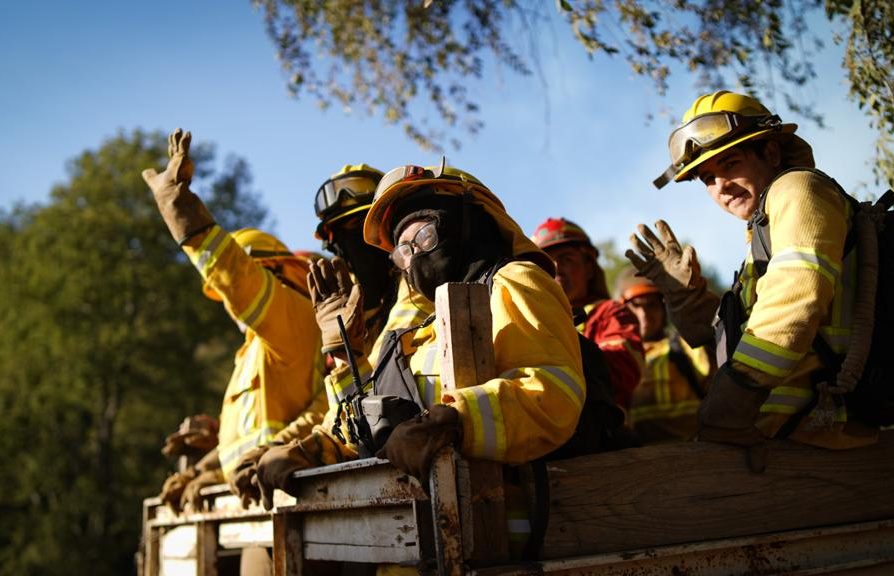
[184, 225, 325, 478]
[629, 336, 711, 442]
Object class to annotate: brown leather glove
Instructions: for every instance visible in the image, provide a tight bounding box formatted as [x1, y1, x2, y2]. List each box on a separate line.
[375, 405, 461, 482]
[159, 468, 198, 515]
[255, 434, 330, 511]
[142, 128, 215, 245]
[626, 220, 719, 347]
[308, 256, 366, 356]
[698, 363, 771, 473]
[180, 468, 226, 513]
[162, 414, 220, 458]
[229, 444, 272, 509]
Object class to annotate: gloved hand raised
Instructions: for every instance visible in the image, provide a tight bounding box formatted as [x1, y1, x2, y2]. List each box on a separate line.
[142, 128, 215, 245]
[626, 220, 718, 347]
[626, 220, 702, 292]
[308, 256, 366, 357]
[161, 414, 219, 458]
[698, 363, 771, 473]
[376, 405, 461, 482]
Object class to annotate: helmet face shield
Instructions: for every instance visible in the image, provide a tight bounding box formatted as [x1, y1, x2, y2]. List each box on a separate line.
[315, 175, 379, 220]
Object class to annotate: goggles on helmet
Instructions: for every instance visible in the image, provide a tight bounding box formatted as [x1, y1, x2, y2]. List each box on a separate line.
[315, 175, 379, 220]
[391, 221, 439, 271]
[668, 112, 781, 167]
[653, 112, 781, 189]
[375, 161, 448, 199]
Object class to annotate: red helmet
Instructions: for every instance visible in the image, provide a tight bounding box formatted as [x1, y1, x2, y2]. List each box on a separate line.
[530, 218, 595, 252]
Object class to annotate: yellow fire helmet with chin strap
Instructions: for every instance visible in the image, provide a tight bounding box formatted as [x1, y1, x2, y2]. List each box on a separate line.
[653, 90, 798, 189]
[363, 159, 554, 275]
[204, 228, 313, 301]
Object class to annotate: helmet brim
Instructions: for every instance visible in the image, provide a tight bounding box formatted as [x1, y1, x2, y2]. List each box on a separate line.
[363, 178, 499, 251]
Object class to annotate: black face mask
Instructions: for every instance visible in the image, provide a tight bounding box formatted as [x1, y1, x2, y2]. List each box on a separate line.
[405, 235, 462, 301]
[329, 216, 394, 310]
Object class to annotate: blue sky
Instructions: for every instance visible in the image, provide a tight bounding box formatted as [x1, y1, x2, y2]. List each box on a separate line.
[0, 1, 879, 285]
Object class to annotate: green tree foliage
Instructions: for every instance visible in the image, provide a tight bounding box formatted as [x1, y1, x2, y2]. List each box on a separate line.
[0, 131, 267, 576]
[827, 0, 894, 185]
[252, 0, 892, 179]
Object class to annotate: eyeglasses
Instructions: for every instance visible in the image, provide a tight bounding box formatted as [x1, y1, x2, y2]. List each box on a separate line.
[667, 112, 781, 168]
[315, 176, 379, 219]
[391, 221, 439, 270]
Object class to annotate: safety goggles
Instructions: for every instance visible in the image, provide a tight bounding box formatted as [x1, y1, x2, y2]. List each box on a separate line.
[375, 158, 449, 199]
[667, 112, 781, 168]
[315, 176, 379, 219]
[652, 112, 781, 189]
[391, 221, 439, 270]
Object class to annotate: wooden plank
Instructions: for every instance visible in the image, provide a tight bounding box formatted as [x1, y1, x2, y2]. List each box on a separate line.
[541, 431, 894, 559]
[196, 521, 218, 576]
[435, 282, 509, 565]
[273, 512, 304, 576]
[141, 498, 161, 576]
[430, 449, 464, 576]
[218, 520, 274, 549]
[477, 519, 894, 576]
[300, 506, 420, 564]
[278, 459, 427, 514]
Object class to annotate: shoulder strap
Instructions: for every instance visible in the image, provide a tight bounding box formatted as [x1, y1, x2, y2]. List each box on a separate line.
[749, 167, 857, 278]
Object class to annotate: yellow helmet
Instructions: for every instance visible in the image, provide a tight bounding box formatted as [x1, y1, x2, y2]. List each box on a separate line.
[653, 90, 797, 188]
[314, 164, 384, 233]
[362, 160, 503, 252]
[203, 228, 301, 301]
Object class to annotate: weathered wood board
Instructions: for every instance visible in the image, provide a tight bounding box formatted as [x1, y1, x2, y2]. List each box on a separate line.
[542, 430, 894, 559]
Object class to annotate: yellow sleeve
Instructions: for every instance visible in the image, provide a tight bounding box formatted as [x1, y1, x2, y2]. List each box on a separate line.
[182, 225, 320, 364]
[732, 171, 848, 383]
[444, 261, 585, 465]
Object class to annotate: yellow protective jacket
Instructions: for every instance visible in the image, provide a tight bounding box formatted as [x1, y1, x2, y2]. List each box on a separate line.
[183, 224, 326, 479]
[323, 196, 584, 464]
[731, 170, 876, 448]
[630, 335, 711, 443]
[324, 261, 583, 463]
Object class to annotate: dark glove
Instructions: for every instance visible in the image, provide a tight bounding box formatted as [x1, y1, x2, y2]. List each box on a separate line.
[255, 436, 327, 511]
[159, 468, 198, 515]
[375, 405, 461, 482]
[229, 444, 272, 509]
[162, 414, 219, 458]
[180, 469, 225, 513]
[626, 220, 719, 346]
[142, 128, 215, 245]
[698, 363, 771, 473]
[308, 256, 365, 355]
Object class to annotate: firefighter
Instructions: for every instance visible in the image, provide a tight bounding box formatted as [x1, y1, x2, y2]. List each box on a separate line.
[142, 130, 326, 520]
[253, 164, 585, 538]
[632, 91, 877, 471]
[616, 267, 712, 443]
[530, 218, 644, 410]
[228, 164, 433, 509]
